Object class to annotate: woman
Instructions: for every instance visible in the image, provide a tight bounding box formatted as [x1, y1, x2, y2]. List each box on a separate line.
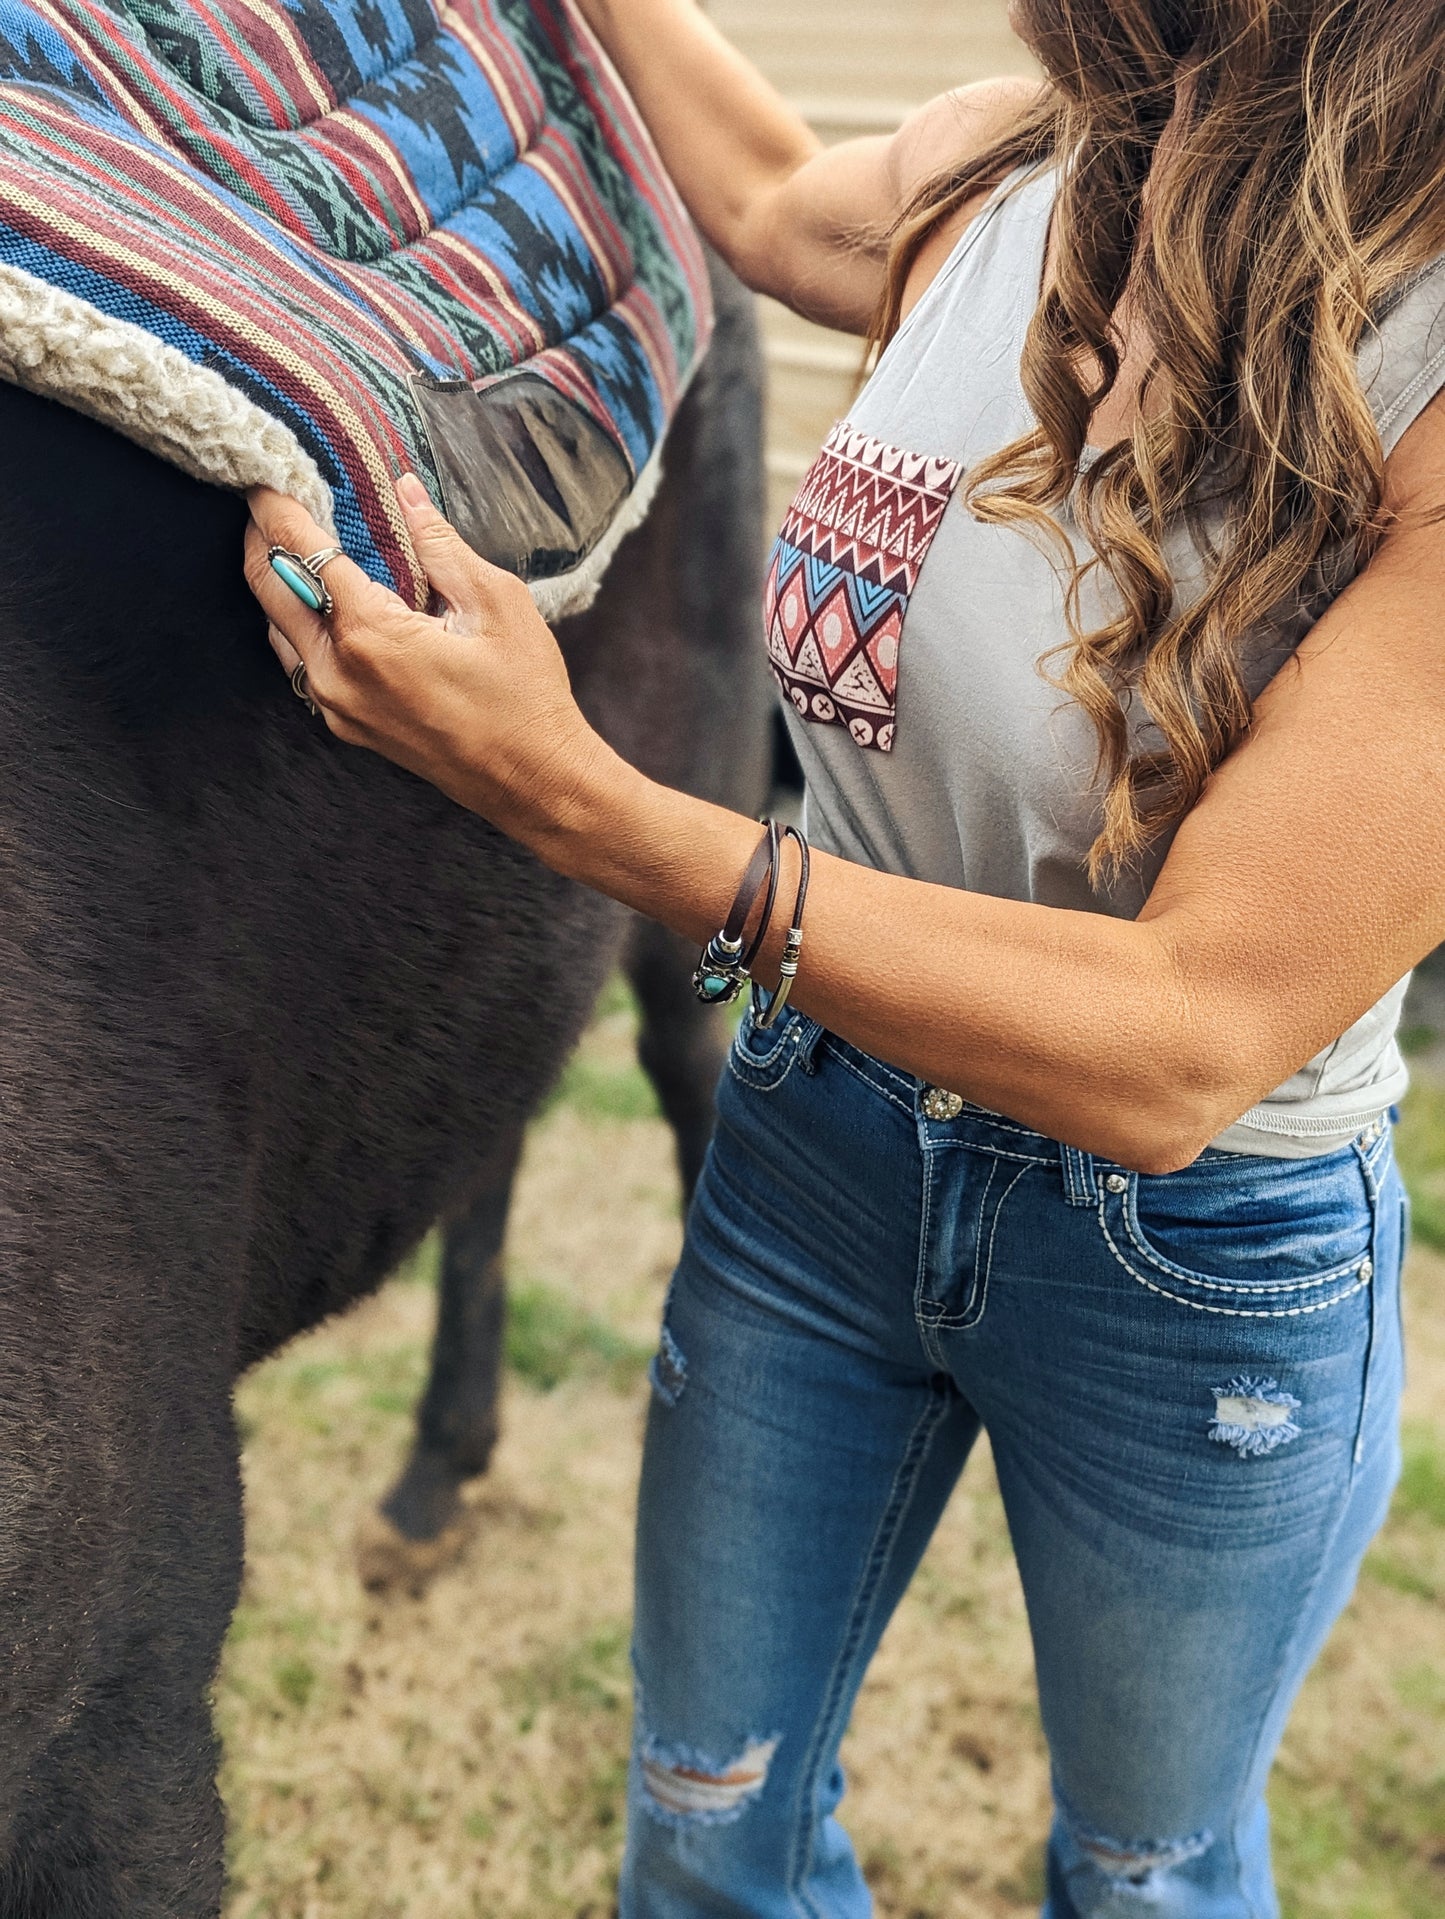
[247, 3, 1445, 1912]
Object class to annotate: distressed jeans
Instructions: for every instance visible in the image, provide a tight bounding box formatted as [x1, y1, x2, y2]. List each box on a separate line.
[621, 1005, 1405, 1919]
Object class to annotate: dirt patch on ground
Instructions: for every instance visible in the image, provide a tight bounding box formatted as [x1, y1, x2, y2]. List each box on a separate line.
[220, 1009, 1445, 1917]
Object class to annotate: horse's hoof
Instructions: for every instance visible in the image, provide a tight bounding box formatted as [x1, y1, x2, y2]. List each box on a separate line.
[354, 1507, 469, 1596]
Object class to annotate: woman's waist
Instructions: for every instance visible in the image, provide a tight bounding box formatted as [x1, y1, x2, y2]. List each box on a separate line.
[791, 786, 1408, 1159]
[729, 1000, 1397, 1180]
[717, 1000, 1396, 1326]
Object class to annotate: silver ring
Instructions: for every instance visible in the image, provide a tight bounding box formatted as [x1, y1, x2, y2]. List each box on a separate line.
[303, 546, 344, 573]
[268, 544, 334, 619]
[291, 659, 320, 717]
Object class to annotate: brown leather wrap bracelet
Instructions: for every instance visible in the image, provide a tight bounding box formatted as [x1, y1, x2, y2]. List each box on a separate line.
[752, 824, 810, 1029]
[692, 819, 781, 1006]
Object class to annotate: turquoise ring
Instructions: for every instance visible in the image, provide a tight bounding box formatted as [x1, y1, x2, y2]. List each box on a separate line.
[267, 544, 342, 618]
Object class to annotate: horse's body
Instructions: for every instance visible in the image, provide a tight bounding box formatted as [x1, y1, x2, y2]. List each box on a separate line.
[0, 254, 767, 1916]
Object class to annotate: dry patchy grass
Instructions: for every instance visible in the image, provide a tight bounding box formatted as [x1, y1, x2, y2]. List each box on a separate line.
[219, 1007, 1445, 1917]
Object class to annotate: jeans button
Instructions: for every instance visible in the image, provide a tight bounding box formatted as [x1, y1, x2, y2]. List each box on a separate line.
[1105, 1172, 1128, 1194]
[921, 1087, 964, 1122]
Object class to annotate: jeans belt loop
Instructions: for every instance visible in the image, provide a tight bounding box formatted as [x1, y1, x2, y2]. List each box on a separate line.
[792, 1015, 827, 1074]
[1060, 1142, 1099, 1207]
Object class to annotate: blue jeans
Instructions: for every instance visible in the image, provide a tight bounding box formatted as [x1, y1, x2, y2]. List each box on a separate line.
[620, 1005, 1405, 1919]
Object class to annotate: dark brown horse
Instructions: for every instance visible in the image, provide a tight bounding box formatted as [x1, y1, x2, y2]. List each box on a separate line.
[0, 255, 768, 1918]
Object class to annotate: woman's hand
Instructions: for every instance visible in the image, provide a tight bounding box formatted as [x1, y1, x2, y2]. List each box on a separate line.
[244, 477, 611, 851]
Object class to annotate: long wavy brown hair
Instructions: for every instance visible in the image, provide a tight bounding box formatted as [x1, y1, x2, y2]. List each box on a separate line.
[871, 0, 1445, 881]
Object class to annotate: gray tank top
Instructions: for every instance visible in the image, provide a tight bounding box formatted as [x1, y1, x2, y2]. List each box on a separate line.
[766, 164, 1445, 1155]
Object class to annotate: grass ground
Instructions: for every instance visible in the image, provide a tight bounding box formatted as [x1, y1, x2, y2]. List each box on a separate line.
[219, 990, 1445, 1917]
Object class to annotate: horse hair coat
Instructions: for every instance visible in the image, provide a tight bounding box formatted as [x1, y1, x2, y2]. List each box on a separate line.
[0, 242, 769, 1914]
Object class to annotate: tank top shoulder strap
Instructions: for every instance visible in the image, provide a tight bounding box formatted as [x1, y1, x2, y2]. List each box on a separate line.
[882, 161, 1059, 366]
[1359, 253, 1445, 455]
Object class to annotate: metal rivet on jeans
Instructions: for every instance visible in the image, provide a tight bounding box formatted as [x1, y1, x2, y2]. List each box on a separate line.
[1105, 1172, 1128, 1194]
[1359, 1257, 1374, 1282]
[921, 1087, 964, 1122]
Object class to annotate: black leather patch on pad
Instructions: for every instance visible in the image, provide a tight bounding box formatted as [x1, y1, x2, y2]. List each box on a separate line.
[411, 372, 632, 581]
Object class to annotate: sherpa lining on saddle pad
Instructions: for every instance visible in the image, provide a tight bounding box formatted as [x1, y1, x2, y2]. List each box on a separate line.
[0, 0, 712, 616]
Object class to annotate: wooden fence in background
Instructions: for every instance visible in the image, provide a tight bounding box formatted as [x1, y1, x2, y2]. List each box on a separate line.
[709, 0, 1035, 524]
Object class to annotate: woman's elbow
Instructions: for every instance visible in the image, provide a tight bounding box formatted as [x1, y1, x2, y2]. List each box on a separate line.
[1095, 1046, 1267, 1176]
[1121, 1128, 1219, 1177]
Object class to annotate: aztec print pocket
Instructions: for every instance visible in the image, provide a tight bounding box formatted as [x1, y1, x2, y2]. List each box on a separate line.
[763, 422, 963, 752]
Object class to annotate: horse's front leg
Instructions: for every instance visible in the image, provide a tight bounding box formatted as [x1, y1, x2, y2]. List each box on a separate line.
[626, 915, 731, 1204]
[358, 1120, 527, 1592]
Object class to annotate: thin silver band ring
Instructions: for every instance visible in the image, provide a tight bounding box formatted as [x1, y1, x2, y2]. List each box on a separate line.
[291, 659, 320, 717]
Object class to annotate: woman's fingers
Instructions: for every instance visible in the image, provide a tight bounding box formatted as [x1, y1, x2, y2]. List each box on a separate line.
[246, 478, 500, 663]
[244, 486, 379, 645]
[395, 472, 502, 631]
[244, 488, 424, 731]
[241, 477, 561, 782]
[242, 516, 330, 665]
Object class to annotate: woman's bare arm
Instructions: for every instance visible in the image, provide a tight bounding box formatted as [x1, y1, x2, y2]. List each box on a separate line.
[574, 0, 1040, 329]
[243, 390, 1445, 1176]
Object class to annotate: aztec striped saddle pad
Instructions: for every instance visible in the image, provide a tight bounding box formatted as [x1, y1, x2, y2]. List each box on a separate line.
[0, 0, 711, 613]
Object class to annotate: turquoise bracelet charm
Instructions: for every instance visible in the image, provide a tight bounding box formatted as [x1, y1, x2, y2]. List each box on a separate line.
[692, 932, 749, 1006]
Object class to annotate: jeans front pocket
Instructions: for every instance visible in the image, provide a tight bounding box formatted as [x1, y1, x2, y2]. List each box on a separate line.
[1098, 1140, 1381, 1317]
[725, 1002, 819, 1095]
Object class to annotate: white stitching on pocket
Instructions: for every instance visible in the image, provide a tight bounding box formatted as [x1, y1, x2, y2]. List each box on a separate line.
[726, 1013, 801, 1094]
[1098, 1201, 1373, 1318]
[1120, 1198, 1366, 1292]
[1116, 1167, 1373, 1294]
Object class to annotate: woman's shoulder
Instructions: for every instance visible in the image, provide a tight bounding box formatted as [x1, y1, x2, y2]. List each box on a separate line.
[886, 75, 1048, 209]
[884, 77, 1049, 321]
